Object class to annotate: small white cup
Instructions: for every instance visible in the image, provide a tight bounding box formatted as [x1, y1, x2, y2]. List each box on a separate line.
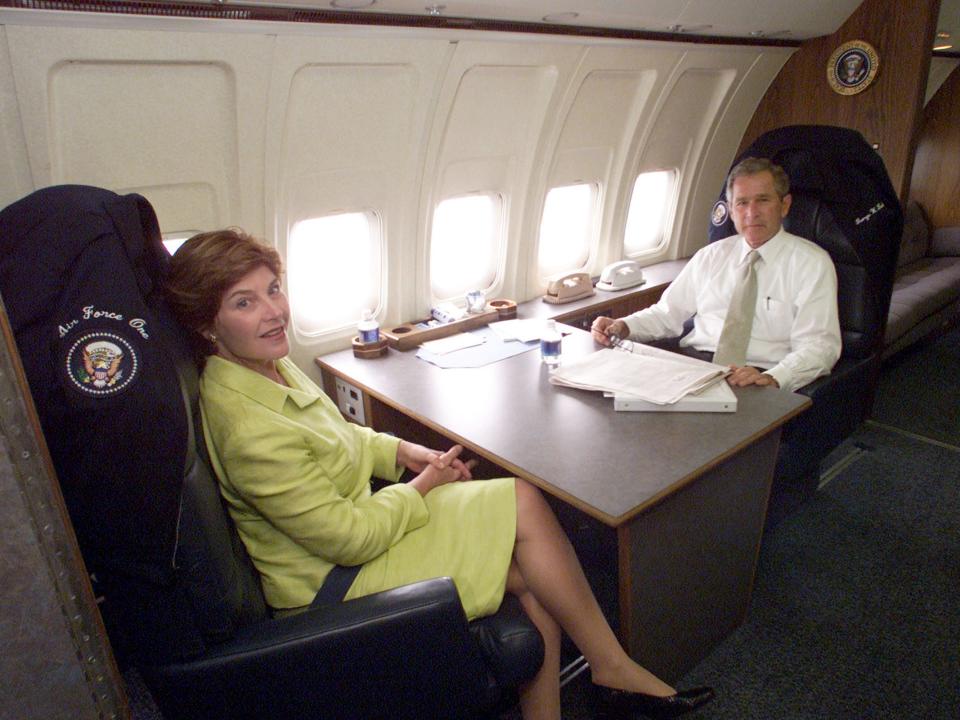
[465, 290, 486, 313]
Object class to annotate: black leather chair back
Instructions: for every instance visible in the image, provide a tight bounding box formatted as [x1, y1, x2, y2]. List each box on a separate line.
[173, 352, 269, 641]
[708, 125, 903, 360]
[705, 126, 904, 526]
[0, 185, 210, 663]
[782, 194, 877, 360]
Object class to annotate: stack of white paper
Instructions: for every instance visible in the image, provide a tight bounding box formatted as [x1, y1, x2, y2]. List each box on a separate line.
[489, 318, 574, 343]
[612, 379, 737, 412]
[548, 344, 729, 405]
[420, 332, 486, 355]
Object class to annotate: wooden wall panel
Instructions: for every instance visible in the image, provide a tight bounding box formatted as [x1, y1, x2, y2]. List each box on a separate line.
[910, 65, 960, 228]
[739, 0, 940, 200]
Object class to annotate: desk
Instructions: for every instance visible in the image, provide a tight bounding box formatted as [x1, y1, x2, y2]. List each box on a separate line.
[317, 329, 809, 680]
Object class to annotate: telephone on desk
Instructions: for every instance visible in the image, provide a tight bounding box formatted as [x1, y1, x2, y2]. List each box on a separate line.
[596, 260, 645, 292]
[543, 271, 596, 304]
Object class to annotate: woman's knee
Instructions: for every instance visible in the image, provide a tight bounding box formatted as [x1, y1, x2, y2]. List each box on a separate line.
[515, 477, 546, 513]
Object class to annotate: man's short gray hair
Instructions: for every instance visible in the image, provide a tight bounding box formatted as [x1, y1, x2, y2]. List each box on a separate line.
[725, 157, 790, 203]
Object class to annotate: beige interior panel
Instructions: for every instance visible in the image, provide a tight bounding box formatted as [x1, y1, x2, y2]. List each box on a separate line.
[421, 40, 583, 306]
[49, 60, 236, 234]
[551, 69, 657, 185]
[675, 48, 792, 258]
[0, 28, 31, 210]
[4, 24, 273, 236]
[0, 15, 794, 363]
[282, 63, 418, 217]
[265, 35, 450, 369]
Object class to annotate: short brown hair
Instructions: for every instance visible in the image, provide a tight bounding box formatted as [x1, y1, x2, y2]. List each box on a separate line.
[165, 228, 282, 354]
[725, 157, 790, 202]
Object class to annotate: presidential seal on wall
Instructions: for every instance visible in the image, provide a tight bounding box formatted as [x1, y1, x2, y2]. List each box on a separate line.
[827, 40, 879, 96]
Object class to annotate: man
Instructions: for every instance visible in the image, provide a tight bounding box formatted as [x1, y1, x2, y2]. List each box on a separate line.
[591, 157, 841, 392]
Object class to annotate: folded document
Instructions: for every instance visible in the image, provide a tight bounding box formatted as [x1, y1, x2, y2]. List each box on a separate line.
[548, 342, 730, 406]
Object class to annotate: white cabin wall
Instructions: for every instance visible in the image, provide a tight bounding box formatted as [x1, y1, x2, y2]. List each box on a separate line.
[418, 40, 582, 319]
[0, 28, 32, 206]
[534, 47, 672, 288]
[0, 10, 794, 378]
[3, 23, 273, 235]
[265, 34, 453, 371]
[658, 48, 791, 259]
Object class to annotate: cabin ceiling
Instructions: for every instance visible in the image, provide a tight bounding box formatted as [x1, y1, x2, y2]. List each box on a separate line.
[195, 0, 958, 46]
[210, 0, 861, 39]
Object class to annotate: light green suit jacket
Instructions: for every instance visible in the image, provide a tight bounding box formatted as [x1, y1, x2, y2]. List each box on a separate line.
[199, 355, 427, 609]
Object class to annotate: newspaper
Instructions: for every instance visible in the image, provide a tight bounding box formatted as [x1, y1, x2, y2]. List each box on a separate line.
[548, 342, 729, 405]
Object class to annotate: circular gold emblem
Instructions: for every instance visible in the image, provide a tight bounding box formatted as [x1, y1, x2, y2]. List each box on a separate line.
[827, 40, 879, 95]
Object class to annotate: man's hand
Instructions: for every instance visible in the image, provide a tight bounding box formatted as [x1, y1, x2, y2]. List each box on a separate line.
[725, 365, 779, 388]
[591, 316, 629, 347]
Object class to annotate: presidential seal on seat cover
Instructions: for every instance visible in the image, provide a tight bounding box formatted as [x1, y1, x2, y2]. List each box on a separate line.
[711, 200, 728, 227]
[64, 330, 139, 397]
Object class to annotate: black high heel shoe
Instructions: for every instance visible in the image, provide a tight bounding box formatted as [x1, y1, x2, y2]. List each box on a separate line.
[592, 683, 715, 719]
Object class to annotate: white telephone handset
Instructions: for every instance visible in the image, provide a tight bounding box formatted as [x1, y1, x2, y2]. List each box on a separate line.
[596, 260, 645, 291]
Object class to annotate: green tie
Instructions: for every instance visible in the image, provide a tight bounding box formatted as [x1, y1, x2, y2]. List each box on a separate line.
[713, 250, 760, 367]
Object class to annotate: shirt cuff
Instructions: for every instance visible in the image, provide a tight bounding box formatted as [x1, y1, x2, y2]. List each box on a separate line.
[763, 366, 790, 391]
[622, 315, 651, 341]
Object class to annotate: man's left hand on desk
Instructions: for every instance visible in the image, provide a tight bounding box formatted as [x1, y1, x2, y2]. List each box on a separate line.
[725, 365, 780, 388]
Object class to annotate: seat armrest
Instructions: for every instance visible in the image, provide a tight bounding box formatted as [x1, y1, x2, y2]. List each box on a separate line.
[470, 593, 544, 689]
[797, 353, 876, 401]
[142, 577, 490, 720]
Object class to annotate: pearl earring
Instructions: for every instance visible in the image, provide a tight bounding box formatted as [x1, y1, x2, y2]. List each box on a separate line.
[209, 334, 217, 343]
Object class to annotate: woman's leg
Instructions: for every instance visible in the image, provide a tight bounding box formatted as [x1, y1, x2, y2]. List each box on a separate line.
[506, 563, 562, 720]
[510, 478, 676, 697]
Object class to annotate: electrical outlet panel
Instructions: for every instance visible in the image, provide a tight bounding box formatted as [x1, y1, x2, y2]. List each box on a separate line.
[334, 377, 366, 425]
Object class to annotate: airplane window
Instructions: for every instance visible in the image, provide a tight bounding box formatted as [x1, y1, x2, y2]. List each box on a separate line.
[537, 183, 596, 280]
[623, 170, 676, 255]
[288, 212, 382, 336]
[161, 231, 199, 255]
[430, 194, 502, 300]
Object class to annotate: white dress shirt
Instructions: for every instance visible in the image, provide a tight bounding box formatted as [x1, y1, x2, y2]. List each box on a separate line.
[623, 228, 841, 392]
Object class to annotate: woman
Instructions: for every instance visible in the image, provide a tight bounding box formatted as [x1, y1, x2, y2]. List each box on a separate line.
[164, 228, 714, 720]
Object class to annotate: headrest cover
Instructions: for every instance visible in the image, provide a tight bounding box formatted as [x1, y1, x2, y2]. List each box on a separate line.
[0, 185, 187, 583]
[707, 125, 904, 338]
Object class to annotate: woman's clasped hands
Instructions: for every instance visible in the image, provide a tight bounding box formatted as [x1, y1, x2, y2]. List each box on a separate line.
[398, 440, 478, 496]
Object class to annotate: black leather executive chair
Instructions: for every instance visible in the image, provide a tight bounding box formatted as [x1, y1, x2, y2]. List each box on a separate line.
[0, 185, 543, 720]
[707, 126, 903, 526]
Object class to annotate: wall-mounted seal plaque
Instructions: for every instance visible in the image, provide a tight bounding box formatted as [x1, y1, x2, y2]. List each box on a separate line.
[827, 40, 879, 95]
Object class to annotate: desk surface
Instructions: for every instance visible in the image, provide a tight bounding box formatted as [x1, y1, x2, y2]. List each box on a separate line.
[317, 329, 810, 527]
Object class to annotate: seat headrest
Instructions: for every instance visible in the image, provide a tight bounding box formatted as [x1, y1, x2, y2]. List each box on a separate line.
[0, 185, 185, 582]
[706, 125, 904, 357]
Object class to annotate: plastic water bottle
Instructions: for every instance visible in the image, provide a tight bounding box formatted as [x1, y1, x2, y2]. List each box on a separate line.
[541, 319, 562, 366]
[358, 309, 380, 345]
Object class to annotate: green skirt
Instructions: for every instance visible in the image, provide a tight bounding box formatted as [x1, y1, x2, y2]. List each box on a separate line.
[346, 477, 516, 620]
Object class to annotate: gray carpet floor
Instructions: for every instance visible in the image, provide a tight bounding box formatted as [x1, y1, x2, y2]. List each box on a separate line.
[678, 422, 960, 719]
[872, 324, 960, 447]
